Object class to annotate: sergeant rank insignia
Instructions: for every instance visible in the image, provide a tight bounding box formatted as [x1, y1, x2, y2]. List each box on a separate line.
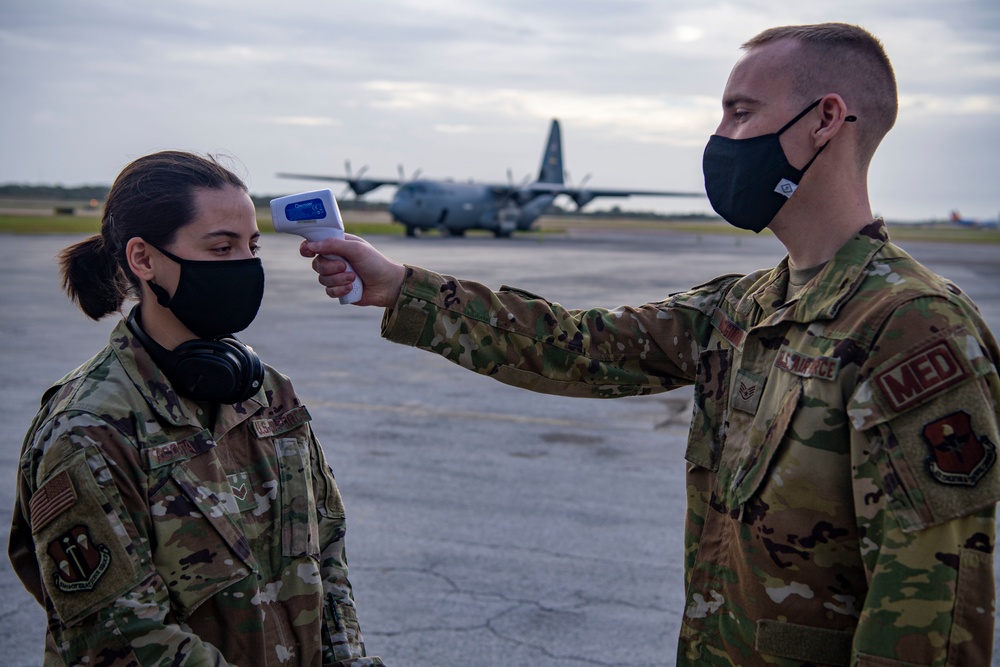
[922, 411, 997, 487]
[47, 525, 111, 592]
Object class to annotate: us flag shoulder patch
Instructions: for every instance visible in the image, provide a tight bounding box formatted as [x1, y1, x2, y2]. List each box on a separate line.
[29, 470, 77, 531]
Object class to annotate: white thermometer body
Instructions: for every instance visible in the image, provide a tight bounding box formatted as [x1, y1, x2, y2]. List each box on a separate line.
[270, 189, 363, 304]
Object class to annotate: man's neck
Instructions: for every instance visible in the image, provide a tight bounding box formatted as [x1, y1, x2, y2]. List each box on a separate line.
[769, 180, 874, 268]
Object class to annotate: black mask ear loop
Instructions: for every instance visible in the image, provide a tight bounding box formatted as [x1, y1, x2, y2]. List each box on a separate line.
[143, 241, 182, 308]
[778, 98, 859, 172]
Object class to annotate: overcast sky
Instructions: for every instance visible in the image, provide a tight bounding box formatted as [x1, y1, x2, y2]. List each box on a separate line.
[1, 0, 998, 221]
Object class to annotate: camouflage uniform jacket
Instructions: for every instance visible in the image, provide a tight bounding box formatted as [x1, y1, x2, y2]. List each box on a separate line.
[381, 220, 1000, 666]
[9, 318, 384, 667]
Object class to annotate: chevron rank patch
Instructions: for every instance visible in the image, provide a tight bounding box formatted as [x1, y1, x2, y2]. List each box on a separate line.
[731, 368, 766, 415]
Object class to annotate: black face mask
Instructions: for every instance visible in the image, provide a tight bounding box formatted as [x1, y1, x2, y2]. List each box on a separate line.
[146, 244, 265, 340]
[702, 99, 856, 233]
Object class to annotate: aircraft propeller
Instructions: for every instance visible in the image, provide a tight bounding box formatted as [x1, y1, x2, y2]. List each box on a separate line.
[398, 164, 423, 183]
[566, 171, 593, 209]
[339, 160, 371, 199]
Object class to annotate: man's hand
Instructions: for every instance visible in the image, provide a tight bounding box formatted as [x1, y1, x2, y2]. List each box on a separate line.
[299, 235, 406, 307]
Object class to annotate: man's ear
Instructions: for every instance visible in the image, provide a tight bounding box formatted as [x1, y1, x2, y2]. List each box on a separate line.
[126, 238, 155, 281]
[812, 93, 850, 147]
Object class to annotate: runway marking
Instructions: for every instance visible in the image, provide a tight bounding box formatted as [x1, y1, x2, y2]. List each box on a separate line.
[304, 398, 674, 432]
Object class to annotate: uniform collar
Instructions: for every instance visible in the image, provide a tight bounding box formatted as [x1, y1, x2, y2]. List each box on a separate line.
[752, 219, 889, 323]
[109, 318, 265, 437]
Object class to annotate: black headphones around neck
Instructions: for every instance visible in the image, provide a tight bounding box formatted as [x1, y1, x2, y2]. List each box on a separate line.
[126, 306, 264, 405]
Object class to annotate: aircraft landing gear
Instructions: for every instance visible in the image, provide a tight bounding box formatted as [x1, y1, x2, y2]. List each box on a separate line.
[405, 225, 417, 237]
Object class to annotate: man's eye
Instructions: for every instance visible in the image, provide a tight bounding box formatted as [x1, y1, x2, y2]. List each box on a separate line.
[250, 244, 261, 256]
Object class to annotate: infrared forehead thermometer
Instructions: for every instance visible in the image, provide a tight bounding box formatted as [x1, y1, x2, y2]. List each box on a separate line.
[270, 189, 363, 304]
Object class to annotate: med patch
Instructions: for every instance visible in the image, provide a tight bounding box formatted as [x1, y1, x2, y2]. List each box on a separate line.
[874, 339, 968, 413]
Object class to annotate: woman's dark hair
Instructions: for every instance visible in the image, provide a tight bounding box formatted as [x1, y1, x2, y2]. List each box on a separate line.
[59, 151, 248, 320]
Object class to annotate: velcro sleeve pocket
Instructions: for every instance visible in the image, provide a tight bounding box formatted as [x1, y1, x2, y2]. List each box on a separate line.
[848, 329, 1000, 531]
[31, 449, 139, 625]
[685, 348, 733, 472]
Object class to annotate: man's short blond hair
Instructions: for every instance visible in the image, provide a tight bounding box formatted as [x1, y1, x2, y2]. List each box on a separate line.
[743, 23, 898, 169]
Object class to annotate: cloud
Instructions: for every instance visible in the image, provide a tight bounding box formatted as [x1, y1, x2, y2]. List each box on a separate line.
[1, 0, 998, 219]
[264, 116, 342, 127]
[363, 81, 717, 144]
[900, 93, 1000, 117]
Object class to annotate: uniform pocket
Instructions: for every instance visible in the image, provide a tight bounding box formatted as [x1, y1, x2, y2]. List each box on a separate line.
[310, 436, 346, 521]
[685, 348, 733, 471]
[849, 330, 1000, 532]
[149, 462, 254, 619]
[322, 592, 362, 663]
[729, 380, 802, 507]
[31, 449, 140, 625]
[947, 545, 994, 667]
[274, 436, 321, 558]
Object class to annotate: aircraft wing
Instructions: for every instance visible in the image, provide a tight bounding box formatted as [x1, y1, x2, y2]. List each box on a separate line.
[276, 172, 401, 197]
[276, 172, 401, 187]
[521, 183, 704, 198]
[490, 182, 704, 209]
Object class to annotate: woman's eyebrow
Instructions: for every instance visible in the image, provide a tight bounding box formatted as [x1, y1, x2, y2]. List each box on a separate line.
[200, 229, 261, 241]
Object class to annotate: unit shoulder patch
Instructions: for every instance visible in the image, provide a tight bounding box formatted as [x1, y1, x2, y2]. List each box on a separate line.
[47, 524, 112, 592]
[922, 411, 997, 487]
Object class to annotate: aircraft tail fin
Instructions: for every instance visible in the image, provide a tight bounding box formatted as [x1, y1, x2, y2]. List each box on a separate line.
[537, 119, 564, 184]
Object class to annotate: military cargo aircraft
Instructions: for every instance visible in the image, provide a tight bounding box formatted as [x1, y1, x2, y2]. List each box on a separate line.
[277, 119, 704, 237]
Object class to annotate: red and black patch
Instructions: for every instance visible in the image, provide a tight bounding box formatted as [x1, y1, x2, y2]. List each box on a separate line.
[711, 308, 746, 348]
[874, 341, 968, 413]
[922, 411, 996, 487]
[47, 525, 112, 592]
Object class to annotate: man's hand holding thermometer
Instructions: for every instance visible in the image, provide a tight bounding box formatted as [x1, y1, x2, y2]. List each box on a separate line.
[270, 189, 364, 304]
[273, 188, 405, 307]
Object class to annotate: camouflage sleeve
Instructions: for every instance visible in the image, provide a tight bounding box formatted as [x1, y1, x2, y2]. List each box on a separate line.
[381, 265, 723, 397]
[16, 411, 235, 666]
[848, 294, 1000, 665]
[310, 427, 383, 666]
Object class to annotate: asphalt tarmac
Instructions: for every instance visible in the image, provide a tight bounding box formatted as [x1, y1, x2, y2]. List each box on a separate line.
[1, 226, 999, 666]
